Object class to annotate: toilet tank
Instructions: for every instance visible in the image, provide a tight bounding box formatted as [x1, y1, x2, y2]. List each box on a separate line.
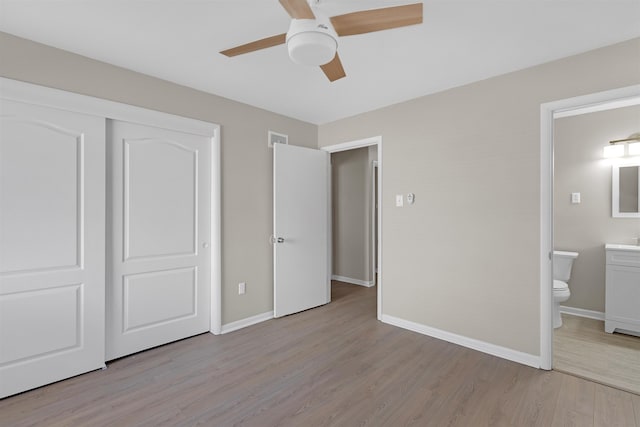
[553, 250, 579, 282]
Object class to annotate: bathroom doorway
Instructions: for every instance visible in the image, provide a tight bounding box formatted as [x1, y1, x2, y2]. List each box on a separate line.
[541, 87, 640, 393]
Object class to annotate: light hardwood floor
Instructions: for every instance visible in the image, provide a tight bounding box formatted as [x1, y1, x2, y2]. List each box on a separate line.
[2, 282, 640, 426]
[554, 313, 640, 395]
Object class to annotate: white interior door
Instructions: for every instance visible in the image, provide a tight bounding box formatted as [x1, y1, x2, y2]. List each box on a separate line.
[106, 120, 211, 360]
[273, 144, 330, 317]
[0, 99, 105, 398]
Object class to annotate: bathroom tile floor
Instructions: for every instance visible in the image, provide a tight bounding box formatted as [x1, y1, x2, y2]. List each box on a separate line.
[554, 313, 640, 395]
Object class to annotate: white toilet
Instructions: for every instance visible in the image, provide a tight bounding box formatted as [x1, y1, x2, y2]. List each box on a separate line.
[553, 250, 579, 328]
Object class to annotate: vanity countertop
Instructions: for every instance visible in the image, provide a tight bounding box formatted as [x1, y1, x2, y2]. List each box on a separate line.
[605, 244, 640, 252]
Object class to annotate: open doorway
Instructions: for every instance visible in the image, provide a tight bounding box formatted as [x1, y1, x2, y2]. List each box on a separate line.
[553, 103, 640, 394]
[540, 85, 640, 393]
[330, 145, 377, 287]
[322, 137, 382, 319]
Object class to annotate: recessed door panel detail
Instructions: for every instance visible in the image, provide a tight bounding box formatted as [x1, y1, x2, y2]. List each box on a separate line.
[0, 119, 82, 274]
[0, 284, 81, 365]
[124, 139, 197, 261]
[123, 267, 197, 332]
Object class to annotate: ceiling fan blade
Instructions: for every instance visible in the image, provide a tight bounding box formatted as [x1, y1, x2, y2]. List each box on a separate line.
[220, 33, 287, 57]
[320, 53, 346, 82]
[330, 3, 423, 37]
[279, 0, 315, 19]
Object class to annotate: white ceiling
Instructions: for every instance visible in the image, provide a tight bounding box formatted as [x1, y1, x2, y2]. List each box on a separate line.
[1, 0, 639, 124]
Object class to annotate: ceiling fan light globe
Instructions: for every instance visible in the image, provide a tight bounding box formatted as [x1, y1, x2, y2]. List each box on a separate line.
[287, 31, 337, 66]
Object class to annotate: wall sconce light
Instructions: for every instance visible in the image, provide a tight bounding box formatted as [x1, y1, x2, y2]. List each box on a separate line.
[603, 144, 625, 158]
[603, 135, 640, 158]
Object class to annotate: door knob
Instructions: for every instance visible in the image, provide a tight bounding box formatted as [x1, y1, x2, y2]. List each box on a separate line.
[202, 242, 209, 249]
[269, 235, 285, 244]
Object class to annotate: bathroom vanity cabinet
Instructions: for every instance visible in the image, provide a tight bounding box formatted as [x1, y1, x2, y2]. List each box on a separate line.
[605, 244, 640, 335]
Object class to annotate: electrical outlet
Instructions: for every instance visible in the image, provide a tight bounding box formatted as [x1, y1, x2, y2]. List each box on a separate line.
[238, 282, 246, 295]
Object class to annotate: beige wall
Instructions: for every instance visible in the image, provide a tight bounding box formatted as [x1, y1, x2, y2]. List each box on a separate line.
[0, 32, 318, 324]
[3, 29, 639, 357]
[331, 146, 376, 283]
[554, 106, 640, 313]
[319, 38, 640, 356]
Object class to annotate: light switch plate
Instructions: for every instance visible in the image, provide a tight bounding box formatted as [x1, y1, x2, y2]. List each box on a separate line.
[396, 195, 404, 207]
[571, 192, 581, 204]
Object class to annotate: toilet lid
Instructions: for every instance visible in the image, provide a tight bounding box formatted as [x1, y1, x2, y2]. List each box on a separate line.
[553, 280, 568, 290]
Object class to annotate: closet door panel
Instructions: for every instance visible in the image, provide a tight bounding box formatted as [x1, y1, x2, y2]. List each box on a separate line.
[106, 119, 211, 360]
[0, 99, 105, 398]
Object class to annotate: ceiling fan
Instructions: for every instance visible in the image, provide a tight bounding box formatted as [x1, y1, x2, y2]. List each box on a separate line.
[220, 0, 423, 82]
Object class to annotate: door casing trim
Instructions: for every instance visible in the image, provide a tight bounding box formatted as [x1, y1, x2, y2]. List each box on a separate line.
[321, 136, 383, 320]
[539, 84, 640, 370]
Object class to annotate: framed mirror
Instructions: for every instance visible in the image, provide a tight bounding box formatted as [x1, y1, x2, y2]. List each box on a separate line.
[612, 162, 640, 217]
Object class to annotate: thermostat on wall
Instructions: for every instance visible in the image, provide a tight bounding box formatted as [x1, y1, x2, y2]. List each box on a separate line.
[268, 130, 288, 148]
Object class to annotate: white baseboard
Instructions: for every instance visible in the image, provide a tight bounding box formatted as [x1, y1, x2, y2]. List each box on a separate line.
[221, 311, 273, 334]
[381, 314, 540, 369]
[560, 306, 605, 321]
[331, 275, 375, 287]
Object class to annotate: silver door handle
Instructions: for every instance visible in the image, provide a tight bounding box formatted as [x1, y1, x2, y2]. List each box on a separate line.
[269, 235, 285, 244]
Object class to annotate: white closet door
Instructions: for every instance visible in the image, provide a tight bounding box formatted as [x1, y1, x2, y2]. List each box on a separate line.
[106, 120, 211, 360]
[0, 100, 105, 399]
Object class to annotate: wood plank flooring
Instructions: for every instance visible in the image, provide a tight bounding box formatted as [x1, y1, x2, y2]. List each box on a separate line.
[554, 313, 640, 395]
[2, 282, 640, 426]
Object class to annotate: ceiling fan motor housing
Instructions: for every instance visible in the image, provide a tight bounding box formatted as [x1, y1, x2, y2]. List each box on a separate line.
[286, 17, 338, 66]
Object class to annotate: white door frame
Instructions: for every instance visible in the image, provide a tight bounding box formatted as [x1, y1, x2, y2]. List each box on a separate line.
[321, 136, 383, 320]
[539, 84, 640, 370]
[0, 77, 223, 336]
[372, 160, 379, 282]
